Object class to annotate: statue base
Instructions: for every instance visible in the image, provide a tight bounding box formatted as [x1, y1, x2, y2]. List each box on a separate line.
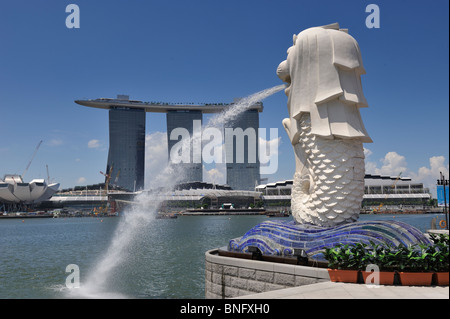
[228, 220, 431, 262]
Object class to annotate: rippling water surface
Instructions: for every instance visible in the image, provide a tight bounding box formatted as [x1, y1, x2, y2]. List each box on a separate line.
[0, 213, 445, 298]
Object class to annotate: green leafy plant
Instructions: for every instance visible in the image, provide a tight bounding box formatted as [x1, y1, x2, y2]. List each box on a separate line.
[399, 244, 430, 272]
[324, 243, 368, 270]
[426, 234, 449, 272]
[323, 235, 449, 273]
[363, 241, 399, 271]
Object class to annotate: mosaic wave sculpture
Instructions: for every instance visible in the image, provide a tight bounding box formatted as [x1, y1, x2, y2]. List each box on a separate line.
[228, 220, 432, 261]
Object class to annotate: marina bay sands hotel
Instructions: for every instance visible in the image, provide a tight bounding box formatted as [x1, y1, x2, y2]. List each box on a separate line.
[75, 95, 262, 192]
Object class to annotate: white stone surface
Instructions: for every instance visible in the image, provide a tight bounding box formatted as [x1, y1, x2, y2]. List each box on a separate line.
[233, 281, 449, 299]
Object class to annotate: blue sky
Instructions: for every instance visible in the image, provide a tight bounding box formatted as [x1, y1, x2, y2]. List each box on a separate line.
[0, 0, 448, 195]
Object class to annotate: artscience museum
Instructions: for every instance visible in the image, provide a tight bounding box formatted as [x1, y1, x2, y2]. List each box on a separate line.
[0, 174, 60, 205]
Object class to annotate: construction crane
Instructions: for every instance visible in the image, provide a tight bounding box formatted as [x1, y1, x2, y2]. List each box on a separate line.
[96, 165, 113, 215]
[392, 172, 403, 187]
[100, 165, 113, 192]
[104, 166, 113, 192]
[22, 140, 43, 179]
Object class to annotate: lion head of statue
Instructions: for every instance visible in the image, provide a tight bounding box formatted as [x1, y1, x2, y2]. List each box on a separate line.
[277, 23, 372, 144]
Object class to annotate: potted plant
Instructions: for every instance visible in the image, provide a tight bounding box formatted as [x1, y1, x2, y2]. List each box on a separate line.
[324, 243, 365, 283]
[396, 244, 433, 286]
[428, 234, 449, 286]
[361, 242, 397, 285]
[324, 235, 449, 286]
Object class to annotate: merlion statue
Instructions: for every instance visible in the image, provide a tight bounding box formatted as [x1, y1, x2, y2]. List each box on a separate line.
[277, 23, 372, 227]
[227, 25, 430, 261]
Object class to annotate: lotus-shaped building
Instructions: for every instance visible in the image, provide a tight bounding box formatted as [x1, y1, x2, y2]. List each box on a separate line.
[0, 174, 59, 204]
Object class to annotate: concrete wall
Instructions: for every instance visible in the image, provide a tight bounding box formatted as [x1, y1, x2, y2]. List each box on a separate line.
[205, 249, 330, 299]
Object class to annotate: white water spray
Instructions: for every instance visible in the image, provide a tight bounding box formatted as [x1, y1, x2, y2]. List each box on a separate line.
[67, 84, 285, 298]
[208, 84, 286, 128]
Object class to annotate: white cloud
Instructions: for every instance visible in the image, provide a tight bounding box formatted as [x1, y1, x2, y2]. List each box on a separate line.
[363, 147, 373, 158]
[410, 156, 449, 192]
[48, 138, 63, 146]
[259, 135, 281, 156]
[365, 150, 406, 177]
[145, 132, 169, 188]
[88, 139, 101, 149]
[378, 152, 408, 177]
[143, 130, 283, 186]
[259, 135, 281, 175]
[365, 148, 449, 192]
[77, 177, 86, 184]
[203, 164, 226, 184]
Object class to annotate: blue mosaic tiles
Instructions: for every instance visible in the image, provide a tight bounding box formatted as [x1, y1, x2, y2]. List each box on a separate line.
[228, 220, 432, 261]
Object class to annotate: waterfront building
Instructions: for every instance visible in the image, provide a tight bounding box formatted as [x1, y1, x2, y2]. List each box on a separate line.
[39, 180, 259, 212]
[75, 95, 263, 191]
[108, 105, 146, 191]
[166, 109, 202, 183]
[107, 181, 261, 212]
[362, 174, 432, 207]
[225, 108, 261, 191]
[256, 174, 433, 210]
[0, 174, 60, 207]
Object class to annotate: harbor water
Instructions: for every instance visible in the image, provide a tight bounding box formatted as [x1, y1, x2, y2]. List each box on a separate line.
[0, 213, 446, 299]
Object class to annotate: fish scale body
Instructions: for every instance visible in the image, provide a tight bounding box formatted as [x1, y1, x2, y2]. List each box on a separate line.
[291, 114, 365, 227]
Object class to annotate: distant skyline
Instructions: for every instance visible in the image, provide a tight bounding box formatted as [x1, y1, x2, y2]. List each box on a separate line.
[1, 0, 448, 196]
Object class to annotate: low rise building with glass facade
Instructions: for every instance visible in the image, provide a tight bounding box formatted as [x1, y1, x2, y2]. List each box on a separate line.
[255, 174, 432, 211]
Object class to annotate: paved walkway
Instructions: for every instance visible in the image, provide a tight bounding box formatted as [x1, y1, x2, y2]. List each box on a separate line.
[234, 281, 449, 299]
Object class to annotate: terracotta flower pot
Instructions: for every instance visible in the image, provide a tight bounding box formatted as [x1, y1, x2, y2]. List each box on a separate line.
[399, 272, 433, 286]
[434, 272, 449, 286]
[361, 271, 395, 285]
[328, 269, 359, 283]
